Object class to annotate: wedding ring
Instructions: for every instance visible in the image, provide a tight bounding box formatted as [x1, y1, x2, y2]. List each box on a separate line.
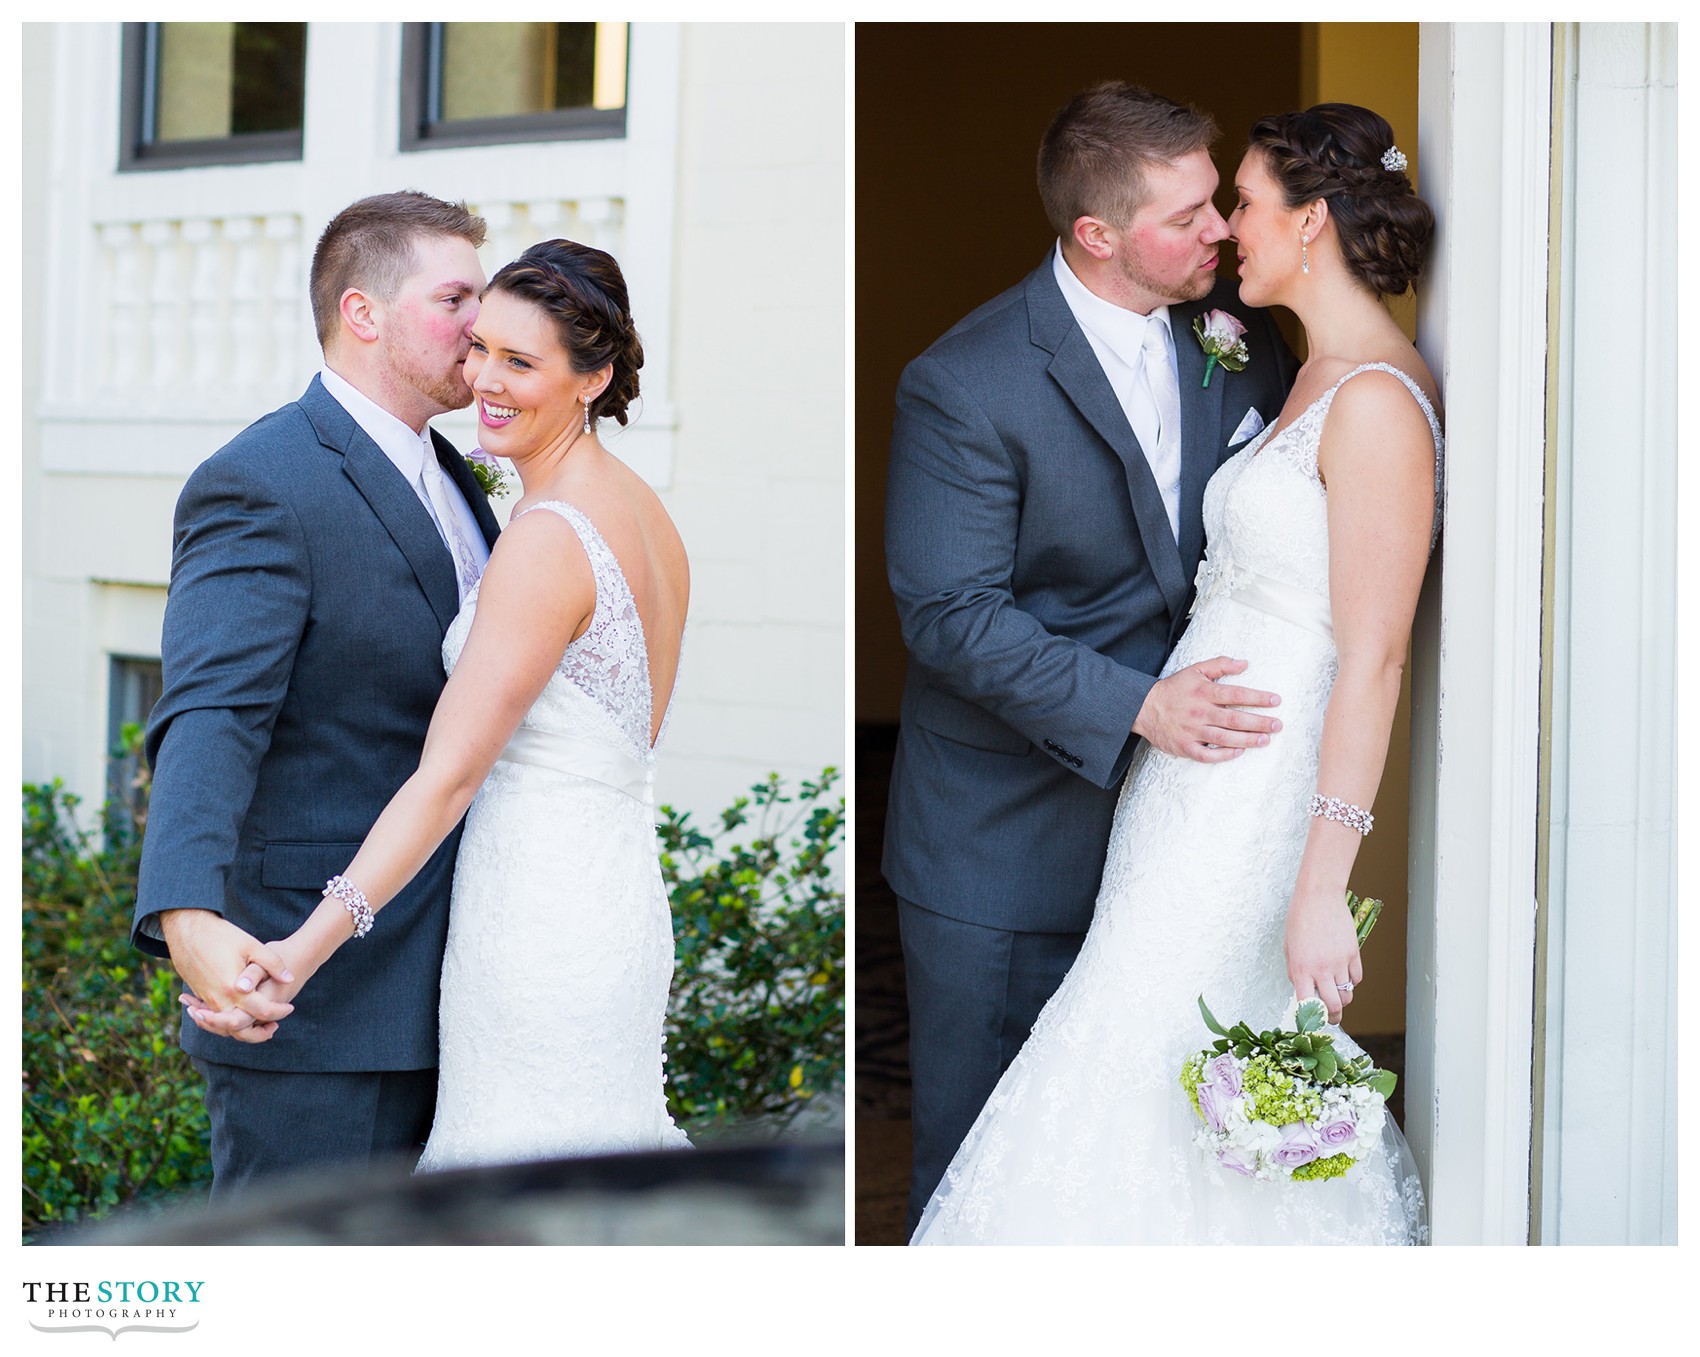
[1336, 980, 1354, 993]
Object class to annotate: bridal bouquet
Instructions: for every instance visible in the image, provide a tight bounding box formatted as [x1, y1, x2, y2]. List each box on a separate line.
[1179, 891, 1397, 1183]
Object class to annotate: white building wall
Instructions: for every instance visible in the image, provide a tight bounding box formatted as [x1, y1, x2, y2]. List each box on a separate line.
[647, 23, 845, 819]
[1538, 21, 1677, 1246]
[21, 22, 845, 832]
[1408, 19, 1678, 1244]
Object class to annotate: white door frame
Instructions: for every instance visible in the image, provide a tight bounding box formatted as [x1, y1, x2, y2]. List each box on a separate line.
[1533, 22, 1678, 1247]
[1406, 22, 1553, 1245]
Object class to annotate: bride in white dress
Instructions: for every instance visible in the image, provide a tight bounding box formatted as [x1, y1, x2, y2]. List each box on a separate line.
[192, 239, 691, 1165]
[913, 104, 1439, 1245]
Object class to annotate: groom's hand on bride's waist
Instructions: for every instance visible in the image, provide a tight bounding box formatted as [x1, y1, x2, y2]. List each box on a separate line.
[1131, 656, 1282, 763]
[162, 908, 296, 1041]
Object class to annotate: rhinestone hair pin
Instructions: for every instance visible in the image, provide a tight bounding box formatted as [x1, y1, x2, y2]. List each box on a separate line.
[1381, 145, 1408, 173]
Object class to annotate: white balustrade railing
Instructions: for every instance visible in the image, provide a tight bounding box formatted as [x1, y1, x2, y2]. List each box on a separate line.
[82, 198, 624, 416]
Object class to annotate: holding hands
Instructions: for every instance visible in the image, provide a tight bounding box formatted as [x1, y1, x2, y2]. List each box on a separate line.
[163, 908, 300, 1043]
[176, 881, 370, 1041]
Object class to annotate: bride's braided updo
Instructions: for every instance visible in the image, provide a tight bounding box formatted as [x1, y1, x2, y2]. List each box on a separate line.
[485, 239, 644, 426]
[1248, 103, 1434, 297]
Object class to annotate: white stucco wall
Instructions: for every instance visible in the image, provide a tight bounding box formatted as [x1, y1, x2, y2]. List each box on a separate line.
[20, 22, 845, 836]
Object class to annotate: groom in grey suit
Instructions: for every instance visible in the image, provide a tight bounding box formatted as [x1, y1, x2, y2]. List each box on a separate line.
[132, 191, 500, 1196]
[885, 84, 1300, 1235]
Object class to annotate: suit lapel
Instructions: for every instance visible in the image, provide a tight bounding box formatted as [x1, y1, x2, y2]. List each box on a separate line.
[432, 429, 502, 549]
[1028, 264, 1189, 617]
[298, 377, 462, 633]
[1169, 301, 1226, 579]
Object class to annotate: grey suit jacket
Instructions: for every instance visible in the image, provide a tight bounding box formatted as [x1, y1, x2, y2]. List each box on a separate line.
[883, 257, 1299, 934]
[133, 375, 501, 1072]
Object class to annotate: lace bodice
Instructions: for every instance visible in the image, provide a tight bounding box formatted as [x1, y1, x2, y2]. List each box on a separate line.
[443, 499, 675, 762]
[1205, 363, 1444, 601]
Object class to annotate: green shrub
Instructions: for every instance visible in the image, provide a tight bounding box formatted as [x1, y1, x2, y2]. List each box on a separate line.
[21, 749, 845, 1232]
[22, 750, 214, 1238]
[660, 769, 845, 1134]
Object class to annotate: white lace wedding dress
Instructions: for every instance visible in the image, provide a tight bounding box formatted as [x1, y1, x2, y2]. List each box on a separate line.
[416, 500, 690, 1170]
[912, 364, 1440, 1245]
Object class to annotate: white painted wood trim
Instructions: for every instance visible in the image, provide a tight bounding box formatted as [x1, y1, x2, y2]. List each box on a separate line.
[1536, 22, 1678, 1245]
[1408, 22, 1550, 1245]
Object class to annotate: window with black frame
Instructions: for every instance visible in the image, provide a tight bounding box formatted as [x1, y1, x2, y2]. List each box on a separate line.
[106, 656, 163, 831]
[401, 23, 628, 150]
[119, 22, 307, 171]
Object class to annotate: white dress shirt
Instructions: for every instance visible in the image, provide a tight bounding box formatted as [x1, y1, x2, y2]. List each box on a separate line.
[318, 365, 491, 576]
[1051, 243, 1183, 541]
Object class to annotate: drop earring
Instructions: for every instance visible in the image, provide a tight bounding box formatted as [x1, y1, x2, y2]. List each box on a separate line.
[583, 396, 592, 434]
[1301, 233, 1310, 274]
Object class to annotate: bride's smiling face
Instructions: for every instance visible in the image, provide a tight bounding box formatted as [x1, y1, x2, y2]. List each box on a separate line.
[465, 289, 611, 457]
[1227, 151, 1306, 308]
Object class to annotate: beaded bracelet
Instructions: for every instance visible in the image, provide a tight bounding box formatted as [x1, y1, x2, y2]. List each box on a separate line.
[324, 874, 375, 938]
[1309, 793, 1374, 837]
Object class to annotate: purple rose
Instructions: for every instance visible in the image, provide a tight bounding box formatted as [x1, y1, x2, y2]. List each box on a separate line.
[466, 447, 503, 468]
[1205, 1055, 1242, 1095]
[1197, 1082, 1233, 1132]
[1217, 1145, 1260, 1178]
[1196, 1056, 1242, 1132]
[1317, 1119, 1358, 1148]
[1271, 1122, 1323, 1169]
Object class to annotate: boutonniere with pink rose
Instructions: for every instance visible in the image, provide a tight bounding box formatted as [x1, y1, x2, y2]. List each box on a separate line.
[464, 448, 512, 499]
[1192, 309, 1250, 389]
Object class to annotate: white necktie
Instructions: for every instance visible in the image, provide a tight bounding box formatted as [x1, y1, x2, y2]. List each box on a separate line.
[1141, 318, 1183, 542]
[418, 447, 483, 604]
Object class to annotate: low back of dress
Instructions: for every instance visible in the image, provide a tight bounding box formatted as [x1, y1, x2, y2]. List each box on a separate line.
[422, 498, 690, 1170]
[444, 499, 676, 766]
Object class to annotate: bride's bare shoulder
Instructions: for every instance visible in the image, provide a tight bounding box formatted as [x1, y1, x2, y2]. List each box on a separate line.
[1373, 340, 1440, 417]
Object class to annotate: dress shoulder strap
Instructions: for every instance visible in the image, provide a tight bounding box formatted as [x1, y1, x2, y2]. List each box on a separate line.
[1328, 362, 1443, 450]
[1323, 362, 1446, 549]
[512, 499, 627, 609]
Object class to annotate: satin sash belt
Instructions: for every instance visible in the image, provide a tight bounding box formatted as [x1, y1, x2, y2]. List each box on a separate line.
[1190, 556, 1335, 643]
[497, 725, 653, 805]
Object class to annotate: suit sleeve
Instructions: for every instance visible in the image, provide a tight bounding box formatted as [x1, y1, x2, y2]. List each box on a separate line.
[885, 352, 1154, 790]
[131, 456, 312, 955]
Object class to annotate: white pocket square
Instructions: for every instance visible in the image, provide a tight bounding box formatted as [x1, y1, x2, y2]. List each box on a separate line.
[1228, 408, 1265, 446]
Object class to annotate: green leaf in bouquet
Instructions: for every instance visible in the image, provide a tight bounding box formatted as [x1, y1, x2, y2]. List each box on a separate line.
[1294, 998, 1327, 1033]
[1347, 890, 1384, 946]
[1367, 1068, 1398, 1100]
[1197, 995, 1230, 1038]
[1313, 1047, 1338, 1082]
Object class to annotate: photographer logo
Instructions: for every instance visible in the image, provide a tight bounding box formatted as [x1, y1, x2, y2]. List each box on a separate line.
[22, 1280, 202, 1339]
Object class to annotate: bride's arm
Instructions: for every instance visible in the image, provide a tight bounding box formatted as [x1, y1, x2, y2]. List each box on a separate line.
[186, 510, 595, 1039]
[1286, 374, 1437, 1022]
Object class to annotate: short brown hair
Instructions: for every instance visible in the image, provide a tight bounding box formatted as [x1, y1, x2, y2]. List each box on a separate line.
[309, 191, 487, 347]
[1037, 82, 1218, 237]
